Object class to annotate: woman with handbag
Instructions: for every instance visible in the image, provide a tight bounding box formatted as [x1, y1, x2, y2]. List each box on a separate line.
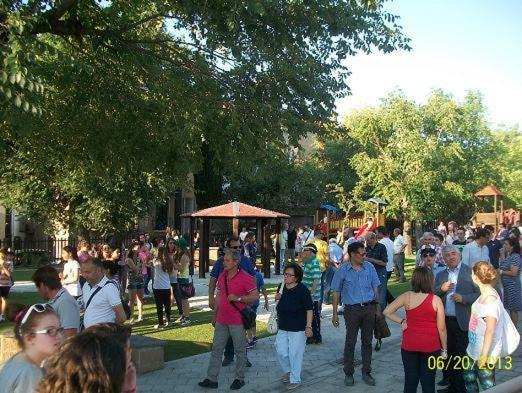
[274, 263, 313, 390]
[383, 266, 447, 393]
[175, 238, 192, 326]
[125, 242, 144, 323]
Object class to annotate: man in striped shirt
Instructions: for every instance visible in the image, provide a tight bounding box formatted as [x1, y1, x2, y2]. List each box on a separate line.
[302, 243, 322, 344]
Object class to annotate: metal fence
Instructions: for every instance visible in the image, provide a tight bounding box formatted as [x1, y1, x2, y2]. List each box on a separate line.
[0, 237, 136, 266]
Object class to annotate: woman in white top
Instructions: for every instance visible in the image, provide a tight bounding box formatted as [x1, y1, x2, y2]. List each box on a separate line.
[464, 261, 503, 391]
[152, 247, 174, 329]
[61, 246, 81, 299]
[0, 304, 63, 392]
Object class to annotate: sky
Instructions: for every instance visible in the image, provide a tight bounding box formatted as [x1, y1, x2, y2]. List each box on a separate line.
[335, 0, 522, 128]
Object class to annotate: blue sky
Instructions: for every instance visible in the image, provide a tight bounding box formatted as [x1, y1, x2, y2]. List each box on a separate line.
[336, 0, 522, 128]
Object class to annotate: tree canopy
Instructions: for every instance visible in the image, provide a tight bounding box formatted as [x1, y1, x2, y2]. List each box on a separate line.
[0, 0, 410, 233]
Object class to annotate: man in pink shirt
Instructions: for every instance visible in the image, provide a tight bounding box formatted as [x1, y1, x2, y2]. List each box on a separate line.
[199, 249, 259, 390]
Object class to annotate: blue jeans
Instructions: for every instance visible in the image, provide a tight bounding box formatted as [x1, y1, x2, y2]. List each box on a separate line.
[275, 329, 307, 383]
[376, 269, 388, 312]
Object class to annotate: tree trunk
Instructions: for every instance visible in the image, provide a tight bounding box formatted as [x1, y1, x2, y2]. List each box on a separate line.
[193, 142, 224, 210]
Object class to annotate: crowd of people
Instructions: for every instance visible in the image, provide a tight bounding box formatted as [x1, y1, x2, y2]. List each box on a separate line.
[0, 219, 520, 392]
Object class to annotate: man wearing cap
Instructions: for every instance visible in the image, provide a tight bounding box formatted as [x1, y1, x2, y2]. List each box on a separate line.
[415, 232, 436, 265]
[418, 245, 441, 275]
[301, 243, 322, 344]
[331, 241, 381, 387]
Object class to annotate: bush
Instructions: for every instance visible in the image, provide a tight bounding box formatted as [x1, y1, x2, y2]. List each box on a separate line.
[15, 250, 52, 267]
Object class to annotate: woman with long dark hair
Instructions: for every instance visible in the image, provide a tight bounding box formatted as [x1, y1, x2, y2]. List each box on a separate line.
[152, 247, 174, 329]
[125, 242, 144, 323]
[61, 245, 81, 299]
[167, 238, 184, 321]
[175, 238, 192, 326]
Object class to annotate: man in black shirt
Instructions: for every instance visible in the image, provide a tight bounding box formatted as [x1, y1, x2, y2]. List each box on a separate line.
[365, 232, 388, 311]
[287, 225, 297, 264]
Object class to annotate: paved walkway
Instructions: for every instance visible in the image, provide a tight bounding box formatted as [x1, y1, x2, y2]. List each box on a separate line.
[137, 304, 522, 393]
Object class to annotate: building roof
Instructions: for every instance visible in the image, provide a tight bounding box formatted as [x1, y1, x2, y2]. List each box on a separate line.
[184, 201, 290, 219]
[474, 185, 504, 197]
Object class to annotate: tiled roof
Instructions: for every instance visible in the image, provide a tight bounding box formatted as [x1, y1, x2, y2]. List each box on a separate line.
[187, 202, 289, 218]
[474, 185, 504, 197]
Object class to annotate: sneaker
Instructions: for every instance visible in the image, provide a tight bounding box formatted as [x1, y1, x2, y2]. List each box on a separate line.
[344, 374, 354, 386]
[136, 316, 143, 323]
[198, 379, 218, 389]
[165, 321, 174, 328]
[175, 316, 185, 323]
[281, 373, 290, 383]
[0, 314, 4, 322]
[153, 324, 163, 330]
[252, 336, 258, 343]
[180, 317, 191, 326]
[222, 358, 233, 366]
[287, 383, 300, 390]
[246, 340, 255, 349]
[362, 373, 375, 386]
[230, 379, 245, 390]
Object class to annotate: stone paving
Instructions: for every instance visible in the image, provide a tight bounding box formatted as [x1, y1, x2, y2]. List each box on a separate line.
[137, 303, 522, 393]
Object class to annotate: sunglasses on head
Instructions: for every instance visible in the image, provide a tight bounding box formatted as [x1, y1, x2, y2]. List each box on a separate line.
[422, 252, 436, 257]
[20, 304, 52, 327]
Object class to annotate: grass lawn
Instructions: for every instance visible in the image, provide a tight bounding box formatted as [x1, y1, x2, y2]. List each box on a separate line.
[11, 268, 38, 282]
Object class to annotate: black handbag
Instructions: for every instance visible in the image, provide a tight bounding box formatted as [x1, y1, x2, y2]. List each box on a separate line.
[223, 272, 256, 330]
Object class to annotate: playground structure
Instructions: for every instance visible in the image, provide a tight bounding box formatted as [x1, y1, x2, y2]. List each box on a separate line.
[314, 198, 387, 238]
[470, 185, 521, 231]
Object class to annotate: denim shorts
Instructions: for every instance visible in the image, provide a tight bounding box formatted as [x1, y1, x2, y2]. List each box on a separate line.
[127, 282, 144, 290]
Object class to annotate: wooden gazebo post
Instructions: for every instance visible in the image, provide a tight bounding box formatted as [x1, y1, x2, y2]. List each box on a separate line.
[275, 217, 281, 275]
[261, 218, 270, 278]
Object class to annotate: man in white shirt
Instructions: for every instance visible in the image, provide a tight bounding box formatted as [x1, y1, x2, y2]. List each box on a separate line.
[461, 228, 490, 268]
[239, 227, 249, 243]
[81, 257, 127, 329]
[376, 227, 394, 309]
[392, 228, 407, 282]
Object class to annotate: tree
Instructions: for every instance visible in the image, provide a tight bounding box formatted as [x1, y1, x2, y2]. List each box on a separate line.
[0, 0, 410, 233]
[333, 90, 502, 223]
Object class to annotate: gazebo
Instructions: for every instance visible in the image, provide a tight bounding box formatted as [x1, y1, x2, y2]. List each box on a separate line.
[473, 185, 505, 230]
[183, 201, 290, 278]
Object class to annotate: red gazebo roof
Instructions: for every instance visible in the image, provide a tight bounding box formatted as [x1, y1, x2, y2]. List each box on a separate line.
[474, 185, 504, 197]
[185, 201, 289, 219]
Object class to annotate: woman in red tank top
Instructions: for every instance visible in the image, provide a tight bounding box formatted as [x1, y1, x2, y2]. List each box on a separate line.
[384, 267, 447, 393]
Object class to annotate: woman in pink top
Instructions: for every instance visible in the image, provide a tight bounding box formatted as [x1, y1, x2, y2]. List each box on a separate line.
[384, 267, 447, 393]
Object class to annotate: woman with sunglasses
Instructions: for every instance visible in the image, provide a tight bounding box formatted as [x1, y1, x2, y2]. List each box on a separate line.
[0, 304, 62, 392]
[274, 263, 313, 390]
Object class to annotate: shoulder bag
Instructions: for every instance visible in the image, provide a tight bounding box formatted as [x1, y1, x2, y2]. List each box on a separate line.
[223, 272, 256, 330]
[267, 282, 283, 334]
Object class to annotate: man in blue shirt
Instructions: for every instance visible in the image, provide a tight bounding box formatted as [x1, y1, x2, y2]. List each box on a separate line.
[485, 225, 502, 268]
[331, 241, 381, 387]
[208, 236, 255, 367]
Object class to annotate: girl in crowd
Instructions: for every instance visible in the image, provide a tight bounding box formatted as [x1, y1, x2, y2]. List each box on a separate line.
[175, 238, 191, 326]
[110, 247, 122, 287]
[274, 263, 313, 390]
[384, 267, 447, 393]
[0, 247, 14, 322]
[167, 238, 184, 321]
[125, 241, 144, 323]
[39, 329, 127, 393]
[61, 245, 81, 299]
[499, 237, 521, 324]
[139, 242, 152, 296]
[153, 247, 174, 329]
[0, 304, 62, 392]
[100, 243, 112, 261]
[464, 261, 503, 392]
[76, 240, 91, 264]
